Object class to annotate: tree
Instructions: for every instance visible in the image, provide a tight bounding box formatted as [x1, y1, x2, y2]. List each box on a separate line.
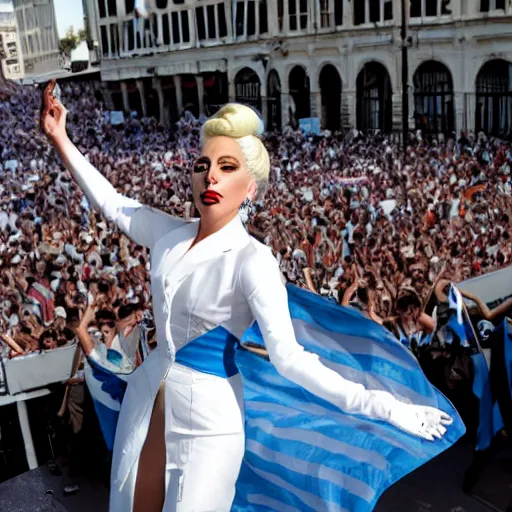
[59, 26, 87, 56]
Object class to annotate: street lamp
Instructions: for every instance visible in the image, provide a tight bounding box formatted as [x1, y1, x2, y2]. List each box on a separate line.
[401, 0, 409, 153]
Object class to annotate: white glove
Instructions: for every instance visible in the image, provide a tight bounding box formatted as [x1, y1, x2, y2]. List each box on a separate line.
[388, 400, 453, 441]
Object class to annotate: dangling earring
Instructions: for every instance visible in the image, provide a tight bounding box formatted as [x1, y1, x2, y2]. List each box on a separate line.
[239, 198, 253, 223]
[240, 198, 251, 210]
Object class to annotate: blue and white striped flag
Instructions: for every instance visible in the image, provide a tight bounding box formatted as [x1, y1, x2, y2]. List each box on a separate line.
[233, 284, 465, 512]
[446, 284, 471, 347]
[444, 284, 504, 451]
[84, 349, 128, 451]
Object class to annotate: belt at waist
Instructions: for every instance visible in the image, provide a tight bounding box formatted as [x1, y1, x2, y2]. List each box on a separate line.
[175, 325, 240, 378]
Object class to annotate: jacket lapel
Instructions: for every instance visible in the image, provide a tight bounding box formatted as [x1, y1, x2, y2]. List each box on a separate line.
[165, 214, 250, 286]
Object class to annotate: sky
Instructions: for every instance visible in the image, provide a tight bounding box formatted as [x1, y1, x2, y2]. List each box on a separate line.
[53, 0, 85, 38]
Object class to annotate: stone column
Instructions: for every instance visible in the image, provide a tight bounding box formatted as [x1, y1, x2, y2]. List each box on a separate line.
[196, 75, 205, 117]
[310, 90, 321, 121]
[155, 12, 164, 46]
[85, 0, 100, 44]
[228, 60, 237, 102]
[450, 0, 462, 17]
[120, 81, 129, 113]
[308, 0, 316, 33]
[342, 90, 356, 130]
[115, 0, 126, 17]
[465, 0, 480, 17]
[466, 92, 476, 133]
[187, 9, 196, 48]
[343, 0, 353, 27]
[392, 92, 402, 132]
[283, 0, 289, 33]
[225, 0, 234, 39]
[173, 75, 183, 116]
[281, 84, 290, 127]
[267, 0, 279, 35]
[136, 79, 147, 118]
[392, 0, 402, 24]
[101, 89, 115, 110]
[152, 77, 165, 125]
[261, 92, 268, 126]
[408, 88, 415, 129]
[454, 91, 464, 135]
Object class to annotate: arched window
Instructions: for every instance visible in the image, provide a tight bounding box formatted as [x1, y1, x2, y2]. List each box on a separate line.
[476, 59, 512, 138]
[203, 72, 228, 117]
[413, 61, 454, 135]
[235, 67, 261, 111]
[356, 62, 392, 132]
[288, 65, 310, 122]
[319, 64, 342, 131]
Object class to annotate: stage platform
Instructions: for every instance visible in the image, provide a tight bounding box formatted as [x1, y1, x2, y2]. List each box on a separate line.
[0, 441, 510, 512]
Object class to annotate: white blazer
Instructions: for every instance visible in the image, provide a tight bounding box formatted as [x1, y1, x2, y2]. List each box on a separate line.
[66, 148, 409, 494]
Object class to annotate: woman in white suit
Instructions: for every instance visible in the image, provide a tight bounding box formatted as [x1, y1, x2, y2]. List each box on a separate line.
[42, 101, 452, 512]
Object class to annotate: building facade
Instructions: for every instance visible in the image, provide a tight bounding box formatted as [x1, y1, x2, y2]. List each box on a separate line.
[12, 0, 60, 76]
[85, 0, 512, 136]
[0, 0, 23, 79]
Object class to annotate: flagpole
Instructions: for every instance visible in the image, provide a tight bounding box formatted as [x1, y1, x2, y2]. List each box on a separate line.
[401, 0, 409, 153]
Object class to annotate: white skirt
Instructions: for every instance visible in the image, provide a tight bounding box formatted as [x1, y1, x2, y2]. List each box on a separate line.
[109, 362, 246, 512]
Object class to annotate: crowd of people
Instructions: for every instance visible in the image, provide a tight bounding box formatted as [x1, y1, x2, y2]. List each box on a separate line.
[0, 79, 511, 362]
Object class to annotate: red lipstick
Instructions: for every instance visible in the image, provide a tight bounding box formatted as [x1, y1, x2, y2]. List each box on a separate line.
[200, 189, 223, 205]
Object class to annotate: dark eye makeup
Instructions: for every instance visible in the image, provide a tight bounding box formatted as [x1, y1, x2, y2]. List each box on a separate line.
[193, 156, 211, 173]
[219, 157, 239, 172]
[193, 156, 240, 173]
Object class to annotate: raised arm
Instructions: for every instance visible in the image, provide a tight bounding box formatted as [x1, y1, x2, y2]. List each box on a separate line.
[302, 267, 318, 295]
[74, 303, 96, 357]
[42, 97, 184, 248]
[0, 333, 25, 356]
[74, 303, 133, 375]
[240, 247, 452, 441]
[457, 288, 512, 321]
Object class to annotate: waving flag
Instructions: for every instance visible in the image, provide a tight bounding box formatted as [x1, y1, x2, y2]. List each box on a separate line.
[83, 349, 129, 451]
[233, 285, 465, 512]
[85, 284, 465, 511]
[442, 284, 505, 451]
[446, 284, 471, 347]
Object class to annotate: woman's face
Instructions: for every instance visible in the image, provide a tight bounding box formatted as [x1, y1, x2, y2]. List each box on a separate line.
[191, 136, 256, 222]
[100, 323, 117, 345]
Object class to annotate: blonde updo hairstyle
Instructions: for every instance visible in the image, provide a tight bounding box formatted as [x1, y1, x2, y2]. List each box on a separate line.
[201, 103, 270, 201]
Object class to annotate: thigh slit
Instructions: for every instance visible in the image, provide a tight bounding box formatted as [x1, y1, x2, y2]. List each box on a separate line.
[133, 380, 166, 512]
